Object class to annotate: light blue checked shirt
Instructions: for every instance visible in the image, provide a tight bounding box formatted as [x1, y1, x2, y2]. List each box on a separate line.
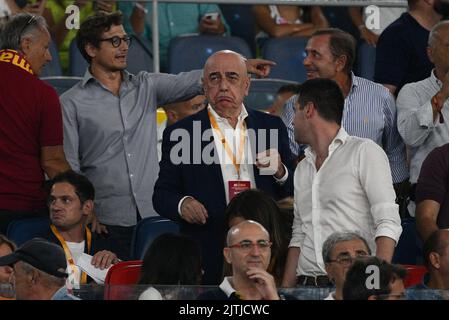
[281, 73, 409, 184]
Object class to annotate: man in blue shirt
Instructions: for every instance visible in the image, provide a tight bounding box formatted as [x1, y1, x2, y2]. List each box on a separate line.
[281, 28, 408, 187]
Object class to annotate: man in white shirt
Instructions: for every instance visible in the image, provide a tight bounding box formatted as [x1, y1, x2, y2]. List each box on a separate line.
[153, 50, 294, 284]
[281, 78, 402, 288]
[44, 171, 119, 289]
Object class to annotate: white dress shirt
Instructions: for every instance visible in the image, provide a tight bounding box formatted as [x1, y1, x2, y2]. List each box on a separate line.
[290, 128, 402, 277]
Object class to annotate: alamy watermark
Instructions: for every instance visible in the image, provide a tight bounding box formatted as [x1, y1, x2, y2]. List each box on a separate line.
[167, 122, 281, 176]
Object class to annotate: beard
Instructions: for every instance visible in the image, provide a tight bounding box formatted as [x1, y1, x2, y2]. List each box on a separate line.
[434, 0, 449, 16]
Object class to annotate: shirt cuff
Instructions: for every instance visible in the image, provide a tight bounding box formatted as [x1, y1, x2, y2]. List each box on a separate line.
[418, 101, 436, 128]
[178, 196, 193, 216]
[273, 164, 288, 184]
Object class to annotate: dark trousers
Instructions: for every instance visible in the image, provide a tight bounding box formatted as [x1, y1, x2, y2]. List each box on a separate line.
[0, 208, 48, 235]
[102, 224, 135, 261]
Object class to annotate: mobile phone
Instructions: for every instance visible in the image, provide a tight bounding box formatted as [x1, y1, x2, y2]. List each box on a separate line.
[204, 12, 219, 21]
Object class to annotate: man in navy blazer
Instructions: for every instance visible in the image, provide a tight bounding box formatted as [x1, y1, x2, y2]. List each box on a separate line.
[153, 50, 294, 284]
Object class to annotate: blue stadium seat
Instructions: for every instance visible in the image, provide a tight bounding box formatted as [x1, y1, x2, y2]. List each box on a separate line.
[245, 78, 299, 111]
[40, 40, 62, 77]
[69, 35, 153, 77]
[357, 42, 376, 81]
[6, 217, 50, 247]
[219, 4, 256, 55]
[168, 35, 253, 74]
[262, 37, 308, 83]
[130, 216, 179, 260]
[392, 218, 424, 265]
[41, 76, 82, 95]
[69, 38, 88, 77]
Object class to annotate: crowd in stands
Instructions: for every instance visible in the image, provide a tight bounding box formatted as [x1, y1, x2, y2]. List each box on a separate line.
[1, 0, 449, 300]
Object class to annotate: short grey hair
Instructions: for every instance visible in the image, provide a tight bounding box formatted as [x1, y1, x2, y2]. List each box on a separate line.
[0, 13, 48, 50]
[20, 261, 66, 288]
[428, 20, 449, 47]
[226, 220, 269, 246]
[322, 231, 371, 263]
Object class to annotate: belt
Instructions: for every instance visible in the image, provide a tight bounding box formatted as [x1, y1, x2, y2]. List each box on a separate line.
[297, 275, 332, 287]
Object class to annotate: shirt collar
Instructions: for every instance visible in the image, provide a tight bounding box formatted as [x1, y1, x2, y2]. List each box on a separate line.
[207, 104, 248, 124]
[431, 69, 443, 89]
[219, 277, 236, 298]
[304, 127, 348, 160]
[81, 68, 134, 87]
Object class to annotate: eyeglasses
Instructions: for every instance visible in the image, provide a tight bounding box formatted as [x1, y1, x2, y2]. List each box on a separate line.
[228, 240, 272, 253]
[99, 35, 132, 48]
[19, 15, 36, 39]
[327, 253, 369, 267]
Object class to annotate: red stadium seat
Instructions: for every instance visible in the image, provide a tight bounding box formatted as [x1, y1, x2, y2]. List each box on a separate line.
[104, 260, 142, 300]
[402, 264, 428, 288]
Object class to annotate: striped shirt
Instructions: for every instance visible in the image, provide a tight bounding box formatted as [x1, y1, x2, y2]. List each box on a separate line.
[281, 73, 409, 184]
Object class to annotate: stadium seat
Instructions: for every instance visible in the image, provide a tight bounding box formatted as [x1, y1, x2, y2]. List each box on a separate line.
[130, 216, 179, 260]
[262, 37, 308, 82]
[219, 4, 256, 55]
[40, 40, 62, 77]
[69, 35, 153, 77]
[402, 264, 427, 288]
[392, 218, 424, 265]
[244, 78, 299, 111]
[6, 217, 50, 247]
[357, 42, 376, 81]
[69, 38, 88, 77]
[41, 76, 82, 95]
[104, 260, 142, 300]
[168, 35, 253, 74]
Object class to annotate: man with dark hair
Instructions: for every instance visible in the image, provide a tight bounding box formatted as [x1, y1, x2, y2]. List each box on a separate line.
[0, 13, 71, 233]
[343, 256, 406, 300]
[375, 0, 447, 96]
[44, 171, 119, 289]
[0, 238, 79, 300]
[420, 229, 449, 290]
[282, 78, 402, 288]
[61, 11, 274, 260]
[281, 28, 408, 189]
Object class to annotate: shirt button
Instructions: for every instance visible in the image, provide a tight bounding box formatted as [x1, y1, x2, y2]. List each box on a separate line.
[170, 22, 174, 27]
[127, 153, 132, 157]
[130, 173, 134, 178]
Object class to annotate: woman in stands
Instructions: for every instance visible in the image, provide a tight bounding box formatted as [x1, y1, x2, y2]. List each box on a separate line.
[137, 233, 202, 300]
[253, 5, 328, 47]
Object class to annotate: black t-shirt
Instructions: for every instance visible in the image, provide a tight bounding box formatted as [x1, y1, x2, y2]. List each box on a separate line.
[374, 12, 434, 94]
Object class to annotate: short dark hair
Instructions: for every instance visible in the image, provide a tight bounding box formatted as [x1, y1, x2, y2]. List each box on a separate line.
[46, 170, 95, 204]
[343, 256, 406, 300]
[76, 11, 123, 63]
[423, 230, 449, 269]
[408, 0, 419, 9]
[277, 84, 301, 95]
[311, 28, 356, 74]
[297, 78, 344, 125]
[138, 233, 202, 285]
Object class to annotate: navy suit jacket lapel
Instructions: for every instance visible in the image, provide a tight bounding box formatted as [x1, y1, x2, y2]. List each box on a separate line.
[198, 108, 226, 204]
